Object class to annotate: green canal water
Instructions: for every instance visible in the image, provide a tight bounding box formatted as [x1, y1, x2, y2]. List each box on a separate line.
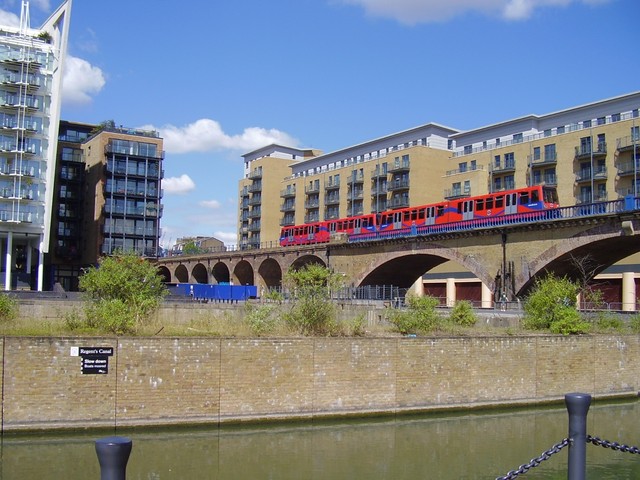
[2, 399, 639, 479]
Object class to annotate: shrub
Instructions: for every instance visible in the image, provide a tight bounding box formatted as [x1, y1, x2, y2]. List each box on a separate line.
[79, 252, 167, 334]
[245, 303, 279, 335]
[387, 294, 441, 334]
[629, 314, 640, 333]
[449, 300, 477, 327]
[0, 293, 17, 322]
[523, 275, 589, 335]
[282, 264, 343, 336]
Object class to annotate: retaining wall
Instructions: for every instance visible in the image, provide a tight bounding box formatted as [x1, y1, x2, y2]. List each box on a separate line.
[1, 335, 638, 432]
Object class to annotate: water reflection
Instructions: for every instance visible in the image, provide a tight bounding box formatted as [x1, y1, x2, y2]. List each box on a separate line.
[2, 399, 639, 479]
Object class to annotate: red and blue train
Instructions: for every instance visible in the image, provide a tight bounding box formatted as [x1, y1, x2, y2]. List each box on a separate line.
[279, 185, 559, 247]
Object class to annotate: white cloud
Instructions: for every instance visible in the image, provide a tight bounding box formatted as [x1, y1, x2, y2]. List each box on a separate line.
[0, 10, 19, 27]
[162, 174, 196, 195]
[199, 199, 222, 209]
[336, 0, 612, 24]
[143, 119, 300, 154]
[62, 55, 106, 106]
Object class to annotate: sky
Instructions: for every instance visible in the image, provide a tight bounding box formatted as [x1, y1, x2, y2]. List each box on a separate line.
[1, 0, 639, 248]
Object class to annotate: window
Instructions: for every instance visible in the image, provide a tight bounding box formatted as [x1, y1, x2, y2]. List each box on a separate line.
[583, 120, 591, 128]
[612, 113, 621, 122]
[632, 126, 640, 142]
[544, 129, 551, 137]
[458, 162, 467, 172]
[513, 133, 523, 143]
[463, 145, 472, 155]
[494, 155, 501, 168]
[533, 147, 540, 161]
[463, 180, 470, 194]
[557, 126, 565, 134]
[470, 160, 477, 170]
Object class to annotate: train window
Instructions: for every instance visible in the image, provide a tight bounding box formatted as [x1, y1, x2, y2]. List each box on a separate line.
[520, 191, 530, 204]
[476, 199, 484, 211]
[486, 198, 494, 210]
[531, 189, 540, 202]
[437, 206, 444, 216]
[495, 196, 504, 208]
[426, 207, 433, 218]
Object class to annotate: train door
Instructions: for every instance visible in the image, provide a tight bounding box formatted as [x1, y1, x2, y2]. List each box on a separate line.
[353, 218, 362, 234]
[505, 192, 518, 214]
[462, 199, 474, 220]
[393, 211, 402, 229]
[426, 206, 436, 225]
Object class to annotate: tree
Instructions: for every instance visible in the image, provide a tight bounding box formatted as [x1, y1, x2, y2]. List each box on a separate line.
[282, 263, 343, 335]
[387, 294, 441, 334]
[181, 241, 203, 255]
[523, 274, 590, 335]
[79, 252, 167, 334]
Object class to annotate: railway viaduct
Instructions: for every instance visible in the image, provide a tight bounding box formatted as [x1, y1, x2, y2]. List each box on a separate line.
[155, 210, 640, 301]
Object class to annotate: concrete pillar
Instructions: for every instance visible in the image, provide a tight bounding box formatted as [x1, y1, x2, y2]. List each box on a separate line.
[622, 271, 636, 312]
[446, 277, 456, 307]
[412, 276, 424, 296]
[4, 231, 11, 290]
[481, 282, 493, 309]
[37, 234, 44, 291]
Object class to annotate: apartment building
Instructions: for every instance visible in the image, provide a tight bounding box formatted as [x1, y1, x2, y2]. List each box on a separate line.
[0, 1, 71, 291]
[47, 120, 164, 291]
[238, 91, 640, 306]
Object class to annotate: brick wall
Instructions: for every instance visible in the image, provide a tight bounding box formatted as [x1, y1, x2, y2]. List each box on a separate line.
[1, 335, 638, 432]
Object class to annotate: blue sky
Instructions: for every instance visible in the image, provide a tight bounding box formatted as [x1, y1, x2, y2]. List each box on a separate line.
[2, 0, 639, 247]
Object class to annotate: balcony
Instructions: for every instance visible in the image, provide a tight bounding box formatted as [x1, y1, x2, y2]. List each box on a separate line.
[324, 179, 340, 191]
[304, 213, 320, 223]
[530, 152, 557, 166]
[347, 172, 364, 185]
[531, 173, 557, 186]
[370, 184, 388, 195]
[388, 160, 410, 174]
[491, 160, 516, 174]
[577, 192, 608, 204]
[575, 142, 607, 160]
[324, 195, 340, 206]
[616, 135, 640, 152]
[388, 196, 409, 209]
[280, 201, 295, 212]
[305, 184, 320, 194]
[371, 167, 387, 179]
[575, 167, 607, 184]
[616, 161, 640, 177]
[280, 186, 296, 198]
[248, 182, 262, 193]
[248, 209, 261, 219]
[444, 187, 470, 200]
[387, 178, 410, 192]
[280, 216, 295, 227]
[304, 199, 320, 209]
[248, 168, 262, 180]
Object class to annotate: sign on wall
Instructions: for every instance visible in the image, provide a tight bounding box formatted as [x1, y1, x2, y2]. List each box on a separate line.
[70, 346, 114, 375]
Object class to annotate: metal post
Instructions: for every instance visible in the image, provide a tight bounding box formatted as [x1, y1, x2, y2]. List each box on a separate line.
[565, 392, 591, 480]
[95, 436, 132, 480]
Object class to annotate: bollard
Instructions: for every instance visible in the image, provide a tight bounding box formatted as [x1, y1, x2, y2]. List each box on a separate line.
[565, 392, 591, 480]
[95, 436, 132, 480]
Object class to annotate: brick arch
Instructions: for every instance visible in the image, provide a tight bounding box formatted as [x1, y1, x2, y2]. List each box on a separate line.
[352, 246, 494, 290]
[290, 254, 326, 271]
[174, 264, 189, 283]
[157, 265, 171, 283]
[233, 260, 255, 286]
[257, 257, 284, 289]
[519, 223, 640, 296]
[211, 261, 231, 284]
[191, 263, 209, 283]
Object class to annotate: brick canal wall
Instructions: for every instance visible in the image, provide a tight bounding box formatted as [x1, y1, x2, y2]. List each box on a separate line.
[1, 335, 638, 432]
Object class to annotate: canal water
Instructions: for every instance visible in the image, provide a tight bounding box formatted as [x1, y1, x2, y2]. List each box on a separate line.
[1, 399, 639, 479]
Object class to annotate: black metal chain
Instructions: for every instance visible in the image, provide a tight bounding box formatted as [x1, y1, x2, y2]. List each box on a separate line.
[587, 435, 640, 455]
[495, 438, 570, 480]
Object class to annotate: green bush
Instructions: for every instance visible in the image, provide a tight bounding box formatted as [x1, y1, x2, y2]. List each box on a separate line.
[282, 264, 343, 336]
[245, 303, 279, 335]
[523, 275, 589, 335]
[0, 293, 17, 322]
[630, 314, 640, 333]
[79, 252, 167, 334]
[593, 313, 624, 332]
[449, 300, 477, 327]
[387, 294, 441, 334]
